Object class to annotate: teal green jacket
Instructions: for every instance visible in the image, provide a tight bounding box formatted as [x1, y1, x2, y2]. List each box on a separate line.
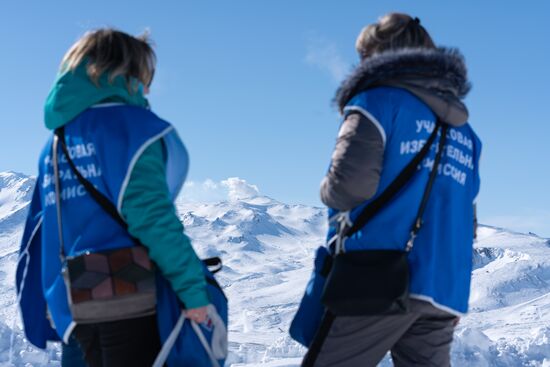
[44, 64, 209, 309]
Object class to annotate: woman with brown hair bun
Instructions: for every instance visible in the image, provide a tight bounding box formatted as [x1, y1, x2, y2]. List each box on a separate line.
[300, 13, 481, 367]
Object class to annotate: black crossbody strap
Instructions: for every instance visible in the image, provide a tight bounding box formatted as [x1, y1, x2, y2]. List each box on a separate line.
[344, 121, 443, 238]
[54, 127, 224, 274]
[301, 310, 336, 367]
[54, 127, 128, 231]
[405, 123, 448, 251]
[52, 134, 66, 261]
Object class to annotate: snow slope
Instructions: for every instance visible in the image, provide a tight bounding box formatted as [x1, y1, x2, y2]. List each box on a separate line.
[0, 172, 549, 366]
[0, 172, 34, 257]
[0, 172, 59, 366]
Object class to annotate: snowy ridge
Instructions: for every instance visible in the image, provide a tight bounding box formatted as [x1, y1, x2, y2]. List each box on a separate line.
[0, 172, 34, 257]
[0, 172, 56, 366]
[175, 195, 325, 366]
[457, 226, 550, 366]
[0, 173, 549, 366]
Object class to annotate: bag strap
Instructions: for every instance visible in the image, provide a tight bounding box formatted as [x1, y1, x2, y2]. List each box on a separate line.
[405, 123, 448, 251]
[152, 305, 226, 367]
[203, 257, 223, 274]
[340, 121, 448, 251]
[54, 127, 128, 231]
[53, 128, 225, 271]
[52, 134, 66, 262]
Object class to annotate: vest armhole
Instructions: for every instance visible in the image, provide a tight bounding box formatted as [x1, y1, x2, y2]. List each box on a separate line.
[116, 126, 175, 214]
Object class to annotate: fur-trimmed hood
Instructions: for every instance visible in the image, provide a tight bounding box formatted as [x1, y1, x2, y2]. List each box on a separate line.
[335, 48, 472, 126]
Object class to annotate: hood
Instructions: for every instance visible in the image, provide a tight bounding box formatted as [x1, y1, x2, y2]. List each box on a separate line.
[335, 48, 471, 126]
[44, 61, 149, 130]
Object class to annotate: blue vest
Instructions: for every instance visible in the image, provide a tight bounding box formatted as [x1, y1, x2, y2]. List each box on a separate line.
[327, 87, 481, 315]
[16, 104, 188, 346]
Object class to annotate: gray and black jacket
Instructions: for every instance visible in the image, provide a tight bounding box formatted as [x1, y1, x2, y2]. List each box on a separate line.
[320, 47, 477, 232]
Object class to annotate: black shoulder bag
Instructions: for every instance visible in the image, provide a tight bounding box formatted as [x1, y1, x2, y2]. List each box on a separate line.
[321, 121, 449, 316]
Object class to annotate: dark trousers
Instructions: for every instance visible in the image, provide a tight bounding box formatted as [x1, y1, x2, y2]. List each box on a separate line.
[73, 315, 161, 367]
[305, 299, 458, 367]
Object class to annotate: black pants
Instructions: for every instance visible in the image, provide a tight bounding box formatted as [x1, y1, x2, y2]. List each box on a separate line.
[73, 315, 161, 367]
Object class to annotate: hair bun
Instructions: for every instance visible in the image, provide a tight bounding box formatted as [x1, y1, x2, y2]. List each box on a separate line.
[355, 13, 434, 60]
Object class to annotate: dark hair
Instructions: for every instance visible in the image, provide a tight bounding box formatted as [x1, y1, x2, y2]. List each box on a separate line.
[356, 13, 436, 60]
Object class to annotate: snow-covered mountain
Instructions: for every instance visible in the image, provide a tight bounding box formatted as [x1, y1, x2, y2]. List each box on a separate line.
[0, 172, 34, 256]
[0, 172, 549, 366]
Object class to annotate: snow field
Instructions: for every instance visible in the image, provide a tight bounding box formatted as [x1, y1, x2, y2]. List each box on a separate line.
[0, 173, 549, 366]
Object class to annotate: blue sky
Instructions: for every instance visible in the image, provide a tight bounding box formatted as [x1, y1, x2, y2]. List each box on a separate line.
[1, 1, 549, 235]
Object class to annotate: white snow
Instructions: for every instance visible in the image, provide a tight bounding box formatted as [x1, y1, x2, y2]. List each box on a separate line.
[0, 172, 549, 366]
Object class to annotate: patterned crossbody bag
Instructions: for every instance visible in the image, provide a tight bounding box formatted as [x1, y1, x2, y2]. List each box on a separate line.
[52, 127, 156, 323]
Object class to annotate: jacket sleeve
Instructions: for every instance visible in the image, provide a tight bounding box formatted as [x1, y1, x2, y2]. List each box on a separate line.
[121, 140, 209, 309]
[320, 112, 385, 211]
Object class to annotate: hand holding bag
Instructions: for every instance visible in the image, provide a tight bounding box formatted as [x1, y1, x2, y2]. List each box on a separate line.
[54, 128, 229, 366]
[154, 259, 228, 367]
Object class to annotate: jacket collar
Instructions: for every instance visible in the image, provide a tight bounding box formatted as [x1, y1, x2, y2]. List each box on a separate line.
[335, 48, 471, 126]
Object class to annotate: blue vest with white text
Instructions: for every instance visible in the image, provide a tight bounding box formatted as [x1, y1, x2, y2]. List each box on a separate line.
[327, 87, 481, 315]
[16, 104, 188, 345]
